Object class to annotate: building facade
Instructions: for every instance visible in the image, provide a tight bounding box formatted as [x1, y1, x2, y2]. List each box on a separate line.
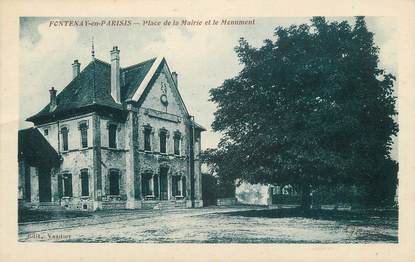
[18, 47, 205, 211]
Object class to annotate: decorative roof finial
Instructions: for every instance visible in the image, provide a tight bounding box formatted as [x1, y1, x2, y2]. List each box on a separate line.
[91, 36, 95, 60]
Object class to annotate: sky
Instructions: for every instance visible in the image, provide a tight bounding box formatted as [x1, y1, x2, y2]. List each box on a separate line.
[19, 17, 397, 157]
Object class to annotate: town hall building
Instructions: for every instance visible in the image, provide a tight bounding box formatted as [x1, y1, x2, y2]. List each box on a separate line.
[18, 46, 205, 211]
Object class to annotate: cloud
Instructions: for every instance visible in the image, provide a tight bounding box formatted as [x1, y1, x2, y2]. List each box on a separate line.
[21, 21, 79, 71]
[366, 17, 398, 76]
[20, 21, 79, 127]
[137, 26, 243, 149]
[19, 17, 398, 154]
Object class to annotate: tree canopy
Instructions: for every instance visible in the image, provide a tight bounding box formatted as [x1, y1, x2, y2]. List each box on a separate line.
[204, 17, 398, 207]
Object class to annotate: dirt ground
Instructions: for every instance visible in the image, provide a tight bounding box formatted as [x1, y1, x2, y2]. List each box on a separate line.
[18, 206, 398, 243]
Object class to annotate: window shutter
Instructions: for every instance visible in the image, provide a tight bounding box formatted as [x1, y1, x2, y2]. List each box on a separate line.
[67, 175, 73, 197]
[58, 174, 63, 198]
[154, 174, 159, 198]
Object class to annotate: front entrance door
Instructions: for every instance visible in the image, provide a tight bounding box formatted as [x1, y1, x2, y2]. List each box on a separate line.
[159, 167, 168, 200]
[38, 167, 52, 202]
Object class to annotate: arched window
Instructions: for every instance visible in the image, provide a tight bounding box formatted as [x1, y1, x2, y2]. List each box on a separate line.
[142, 172, 153, 197]
[62, 173, 72, 197]
[172, 176, 181, 196]
[80, 169, 89, 196]
[109, 170, 120, 195]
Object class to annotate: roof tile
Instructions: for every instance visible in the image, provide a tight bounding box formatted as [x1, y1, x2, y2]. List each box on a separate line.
[27, 57, 156, 122]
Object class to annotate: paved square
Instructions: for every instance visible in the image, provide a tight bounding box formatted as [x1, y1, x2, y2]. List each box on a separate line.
[18, 207, 398, 243]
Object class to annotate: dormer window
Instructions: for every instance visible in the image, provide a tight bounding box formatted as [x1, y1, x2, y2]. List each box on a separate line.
[44, 129, 48, 136]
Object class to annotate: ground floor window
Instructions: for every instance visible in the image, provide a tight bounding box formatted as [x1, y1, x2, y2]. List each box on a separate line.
[172, 176, 182, 196]
[63, 173, 72, 197]
[182, 176, 186, 197]
[142, 173, 153, 196]
[141, 170, 187, 199]
[154, 174, 160, 198]
[109, 170, 120, 195]
[80, 169, 89, 196]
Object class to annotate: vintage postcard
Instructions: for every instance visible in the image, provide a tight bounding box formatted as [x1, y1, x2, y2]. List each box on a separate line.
[1, 0, 415, 261]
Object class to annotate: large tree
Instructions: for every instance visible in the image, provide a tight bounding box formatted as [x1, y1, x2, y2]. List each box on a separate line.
[205, 17, 398, 210]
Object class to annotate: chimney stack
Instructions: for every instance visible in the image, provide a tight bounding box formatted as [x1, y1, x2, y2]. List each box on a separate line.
[110, 46, 121, 103]
[72, 60, 81, 79]
[172, 71, 178, 88]
[49, 87, 57, 112]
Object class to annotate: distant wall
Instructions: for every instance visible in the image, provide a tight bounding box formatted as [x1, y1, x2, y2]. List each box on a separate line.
[236, 182, 272, 206]
[217, 197, 236, 206]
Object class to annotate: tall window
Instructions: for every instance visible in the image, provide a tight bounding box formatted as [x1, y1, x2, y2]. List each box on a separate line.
[61, 127, 69, 151]
[182, 176, 186, 197]
[80, 169, 89, 196]
[172, 176, 182, 196]
[142, 173, 153, 196]
[109, 170, 120, 195]
[108, 124, 117, 148]
[174, 132, 181, 155]
[144, 127, 152, 151]
[63, 173, 72, 197]
[79, 122, 88, 148]
[159, 129, 167, 154]
[154, 174, 159, 198]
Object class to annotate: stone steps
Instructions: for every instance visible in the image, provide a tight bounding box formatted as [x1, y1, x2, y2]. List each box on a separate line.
[142, 200, 187, 210]
[28, 202, 65, 211]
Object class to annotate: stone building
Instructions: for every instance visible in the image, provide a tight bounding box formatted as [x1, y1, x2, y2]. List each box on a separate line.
[18, 46, 205, 211]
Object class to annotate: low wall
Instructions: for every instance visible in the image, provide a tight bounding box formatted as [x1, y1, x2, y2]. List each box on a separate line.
[217, 197, 237, 206]
[236, 182, 272, 206]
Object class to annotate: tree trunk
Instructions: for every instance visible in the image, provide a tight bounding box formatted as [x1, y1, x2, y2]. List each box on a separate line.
[301, 184, 311, 212]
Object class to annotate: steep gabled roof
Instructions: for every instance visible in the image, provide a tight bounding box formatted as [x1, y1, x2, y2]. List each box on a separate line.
[27, 57, 157, 123]
[129, 57, 190, 117]
[122, 57, 157, 101]
[18, 128, 60, 167]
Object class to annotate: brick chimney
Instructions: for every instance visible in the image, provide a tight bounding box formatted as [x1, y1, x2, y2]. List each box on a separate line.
[72, 59, 80, 79]
[172, 71, 178, 88]
[110, 46, 121, 103]
[49, 87, 57, 112]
